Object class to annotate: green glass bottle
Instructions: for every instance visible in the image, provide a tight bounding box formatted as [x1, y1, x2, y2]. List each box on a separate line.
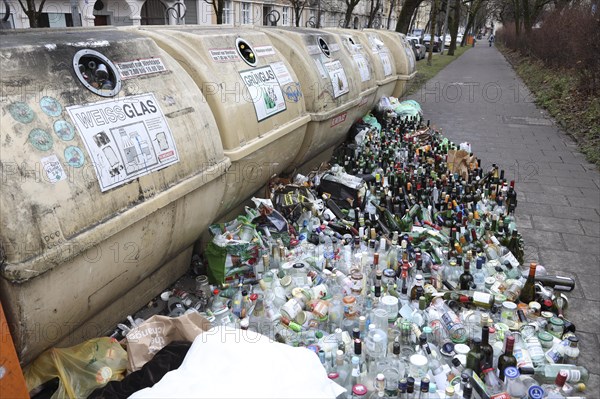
[466, 337, 483, 377]
[498, 335, 517, 380]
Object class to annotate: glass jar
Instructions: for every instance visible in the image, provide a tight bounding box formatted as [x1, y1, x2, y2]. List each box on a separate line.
[195, 275, 211, 300]
[350, 270, 364, 296]
[380, 296, 399, 323]
[343, 295, 358, 319]
[547, 317, 564, 338]
[537, 331, 554, 350]
[291, 262, 309, 287]
[500, 301, 518, 328]
[280, 297, 304, 320]
[409, 354, 428, 379]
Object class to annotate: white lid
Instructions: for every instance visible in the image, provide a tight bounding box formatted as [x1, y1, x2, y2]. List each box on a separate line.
[409, 354, 428, 366]
[381, 295, 399, 305]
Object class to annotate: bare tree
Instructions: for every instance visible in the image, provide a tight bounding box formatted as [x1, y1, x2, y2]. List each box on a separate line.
[395, 0, 425, 33]
[367, 0, 382, 27]
[447, 0, 461, 54]
[386, 0, 398, 29]
[284, 0, 309, 26]
[343, 0, 362, 27]
[460, 0, 486, 45]
[428, 0, 440, 65]
[17, 0, 48, 27]
[204, 0, 225, 24]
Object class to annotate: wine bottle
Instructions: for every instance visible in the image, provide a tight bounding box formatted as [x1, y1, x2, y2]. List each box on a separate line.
[519, 263, 537, 304]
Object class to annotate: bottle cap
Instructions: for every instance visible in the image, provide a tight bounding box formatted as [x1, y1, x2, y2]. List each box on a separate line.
[393, 341, 401, 355]
[555, 370, 568, 387]
[528, 385, 545, 399]
[352, 384, 367, 396]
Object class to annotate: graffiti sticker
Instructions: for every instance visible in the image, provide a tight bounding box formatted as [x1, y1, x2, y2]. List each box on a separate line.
[28, 128, 53, 152]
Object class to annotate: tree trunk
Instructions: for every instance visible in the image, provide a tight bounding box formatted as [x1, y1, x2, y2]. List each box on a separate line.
[522, 0, 533, 32]
[294, 6, 302, 26]
[448, 0, 460, 55]
[512, 0, 521, 36]
[386, 0, 396, 29]
[344, 0, 359, 27]
[367, 0, 380, 27]
[428, 0, 439, 66]
[395, 0, 423, 33]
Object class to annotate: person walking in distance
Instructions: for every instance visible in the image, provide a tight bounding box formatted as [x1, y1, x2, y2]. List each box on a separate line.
[488, 35, 495, 47]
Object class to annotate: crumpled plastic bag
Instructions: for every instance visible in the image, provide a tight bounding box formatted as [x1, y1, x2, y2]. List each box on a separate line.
[362, 113, 382, 132]
[24, 337, 127, 399]
[129, 326, 346, 399]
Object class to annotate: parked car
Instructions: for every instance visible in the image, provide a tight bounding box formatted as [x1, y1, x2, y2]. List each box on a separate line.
[406, 36, 426, 60]
[423, 34, 441, 52]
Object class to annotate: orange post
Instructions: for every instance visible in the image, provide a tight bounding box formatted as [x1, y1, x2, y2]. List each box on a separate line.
[0, 301, 29, 398]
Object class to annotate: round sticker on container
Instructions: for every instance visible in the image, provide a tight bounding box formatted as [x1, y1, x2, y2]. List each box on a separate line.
[504, 366, 519, 379]
[28, 129, 53, 151]
[8, 102, 34, 124]
[95, 365, 113, 384]
[39, 96, 63, 117]
[64, 146, 85, 168]
[53, 120, 75, 141]
[528, 385, 544, 399]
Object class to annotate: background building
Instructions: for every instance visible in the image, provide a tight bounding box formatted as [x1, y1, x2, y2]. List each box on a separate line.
[3, 0, 405, 30]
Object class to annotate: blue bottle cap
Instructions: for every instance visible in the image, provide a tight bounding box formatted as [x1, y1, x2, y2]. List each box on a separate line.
[504, 366, 519, 379]
[528, 385, 545, 399]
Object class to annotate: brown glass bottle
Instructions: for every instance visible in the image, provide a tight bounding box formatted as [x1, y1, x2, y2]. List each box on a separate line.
[519, 263, 537, 304]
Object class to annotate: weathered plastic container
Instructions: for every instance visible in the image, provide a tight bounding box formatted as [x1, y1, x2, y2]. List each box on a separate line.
[326, 28, 397, 101]
[135, 26, 310, 217]
[364, 29, 417, 98]
[0, 28, 229, 364]
[260, 27, 378, 171]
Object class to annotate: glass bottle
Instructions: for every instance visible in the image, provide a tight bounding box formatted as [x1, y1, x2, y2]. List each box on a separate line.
[410, 274, 425, 301]
[498, 335, 517, 380]
[563, 336, 580, 365]
[466, 337, 483, 377]
[459, 260, 474, 290]
[541, 370, 568, 399]
[430, 297, 467, 342]
[480, 326, 494, 370]
[531, 363, 589, 384]
[519, 263, 537, 304]
[482, 367, 503, 395]
[505, 367, 527, 398]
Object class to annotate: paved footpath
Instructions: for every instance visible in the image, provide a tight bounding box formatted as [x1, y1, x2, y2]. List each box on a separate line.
[406, 44, 600, 395]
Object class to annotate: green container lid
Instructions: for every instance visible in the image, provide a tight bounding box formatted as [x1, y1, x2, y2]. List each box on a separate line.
[537, 331, 554, 348]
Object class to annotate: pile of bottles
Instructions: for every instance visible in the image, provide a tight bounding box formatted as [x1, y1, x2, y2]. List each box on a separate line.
[115, 100, 586, 399]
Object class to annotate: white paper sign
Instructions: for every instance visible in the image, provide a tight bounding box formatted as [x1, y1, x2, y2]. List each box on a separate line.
[270, 61, 294, 86]
[324, 60, 349, 98]
[239, 65, 287, 122]
[66, 93, 179, 192]
[314, 59, 327, 78]
[116, 58, 167, 80]
[209, 48, 239, 63]
[379, 51, 393, 77]
[254, 45, 276, 57]
[41, 154, 67, 183]
[353, 54, 371, 82]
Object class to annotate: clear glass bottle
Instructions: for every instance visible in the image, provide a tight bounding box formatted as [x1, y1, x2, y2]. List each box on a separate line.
[504, 367, 527, 398]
